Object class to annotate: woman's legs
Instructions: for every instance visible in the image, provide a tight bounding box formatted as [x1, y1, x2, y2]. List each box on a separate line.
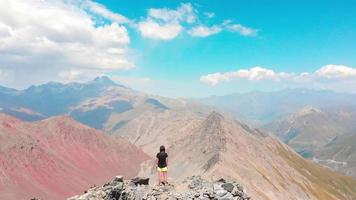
[157, 171, 161, 185]
[157, 169, 167, 185]
[160, 171, 164, 184]
[163, 171, 167, 183]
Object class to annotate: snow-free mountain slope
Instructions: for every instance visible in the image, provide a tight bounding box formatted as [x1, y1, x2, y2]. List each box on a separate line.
[264, 106, 356, 177]
[315, 133, 356, 177]
[0, 113, 149, 200]
[264, 106, 356, 154]
[110, 111, 356, 200]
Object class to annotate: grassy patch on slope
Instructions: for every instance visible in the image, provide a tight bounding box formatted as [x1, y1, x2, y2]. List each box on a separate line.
[276, 144, 356, 200]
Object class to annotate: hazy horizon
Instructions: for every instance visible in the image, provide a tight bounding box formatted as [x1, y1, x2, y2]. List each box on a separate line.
[1, 75, 356, 99]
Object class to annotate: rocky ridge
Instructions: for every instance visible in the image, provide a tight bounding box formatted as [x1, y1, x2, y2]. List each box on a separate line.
[68, 176, 250, 200]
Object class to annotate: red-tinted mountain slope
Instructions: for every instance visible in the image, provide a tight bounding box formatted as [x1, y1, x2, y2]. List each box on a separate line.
[0, 113, 149, 200]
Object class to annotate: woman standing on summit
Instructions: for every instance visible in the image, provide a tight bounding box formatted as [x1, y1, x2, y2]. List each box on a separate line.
[156, 145, 168, 185]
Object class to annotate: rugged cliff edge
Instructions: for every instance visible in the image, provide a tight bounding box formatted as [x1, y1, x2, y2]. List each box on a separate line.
[68, 176, 250, 200]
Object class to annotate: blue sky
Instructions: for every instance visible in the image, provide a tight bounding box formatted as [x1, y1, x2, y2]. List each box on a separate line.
[0, 0, 356, 97]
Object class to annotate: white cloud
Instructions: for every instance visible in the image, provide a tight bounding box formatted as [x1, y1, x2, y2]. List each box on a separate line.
[200, 72, 230, 86]
[188, 21, 256, 38]
[224, 21, 257, 36]
[200, 65, 356, 89]
[59, 70, 85, 82]
[83, 0, 129, 24]
[137, 3, 256, 40]
[0, 23, 12, 38]
[315, 65, 356, 79]
[0, 0, 133, 88]
[188, 25, 222, 37]
[204, 12, 215, 19]
[138, 20, 183, 40]
[148, 3, 196, 24]
[200, 67, 293, 86]
[137, 3, 196, 40]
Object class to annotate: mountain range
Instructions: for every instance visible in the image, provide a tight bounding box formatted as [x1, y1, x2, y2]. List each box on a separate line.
[197, 89, 356, 126]
[314, 133, 356, 177]
[0, 77, 356, 200]
[263, 105, 356, 177]
[0, 76, 210, 129]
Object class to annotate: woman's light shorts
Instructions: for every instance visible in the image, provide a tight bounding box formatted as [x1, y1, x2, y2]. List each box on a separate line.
[157, 167, 168, 172]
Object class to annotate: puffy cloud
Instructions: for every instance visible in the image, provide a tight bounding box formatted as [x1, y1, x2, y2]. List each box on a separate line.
[0, 0, 133, 88]
[200, 65, 356, 87]
[148, 3, 196, 24]
[200, 72, 230, 86]
[138, 3, 257, 40]
[226, 24, 257, 36]
[138, 20, 183, 40]
[315, 65, 356, 79]
[82, 0, 129, 24]
[138, 3, 196, 40]
[0, 23, 12, 38]
[200, 67, 293, 86]
[188, 25, 222, 37]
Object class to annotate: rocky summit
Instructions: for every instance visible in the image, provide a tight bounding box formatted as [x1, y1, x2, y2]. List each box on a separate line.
[68, 176, 250, 200]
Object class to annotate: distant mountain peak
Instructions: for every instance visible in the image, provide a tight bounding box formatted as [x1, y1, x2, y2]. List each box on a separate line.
[296, 105, 322, 117]
[90, 76, 118, 86]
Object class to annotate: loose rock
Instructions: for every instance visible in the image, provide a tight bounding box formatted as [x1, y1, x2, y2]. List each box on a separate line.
[68, 175, 251, 200]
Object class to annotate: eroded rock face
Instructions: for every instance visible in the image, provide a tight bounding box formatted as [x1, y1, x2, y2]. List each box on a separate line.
[68, 176, 250, 200]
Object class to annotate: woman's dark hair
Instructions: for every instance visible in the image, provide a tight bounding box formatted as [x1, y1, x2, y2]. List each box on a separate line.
[159, 145, 165, 152]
